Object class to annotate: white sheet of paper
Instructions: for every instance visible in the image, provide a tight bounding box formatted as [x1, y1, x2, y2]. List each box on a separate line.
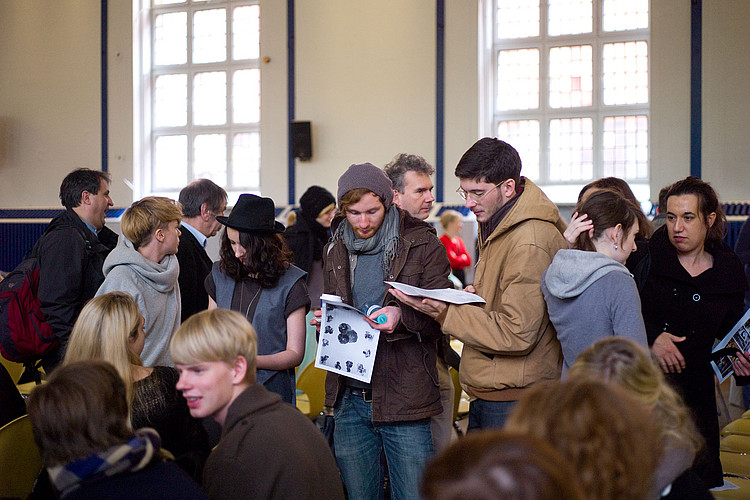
[315, 295, 380, 383]
[386, 281, 486, 304]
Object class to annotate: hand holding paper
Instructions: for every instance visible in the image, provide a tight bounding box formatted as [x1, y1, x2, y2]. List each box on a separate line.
[387, 280, 485, 320]
[385, 281, 485, 304]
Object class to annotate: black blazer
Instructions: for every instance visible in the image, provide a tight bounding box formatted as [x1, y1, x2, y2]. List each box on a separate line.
[177, 225, 213, 322]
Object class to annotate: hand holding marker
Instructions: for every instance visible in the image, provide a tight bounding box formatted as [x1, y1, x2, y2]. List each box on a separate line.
[362, 304, 387, 324]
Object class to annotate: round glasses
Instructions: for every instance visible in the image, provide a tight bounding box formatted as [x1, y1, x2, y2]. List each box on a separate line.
[456, 182, 504, 202]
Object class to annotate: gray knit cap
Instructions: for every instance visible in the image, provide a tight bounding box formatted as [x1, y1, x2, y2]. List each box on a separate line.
[337, 162, 394, 209]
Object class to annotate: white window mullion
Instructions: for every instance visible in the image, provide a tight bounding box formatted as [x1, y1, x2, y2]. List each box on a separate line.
[490, 0, 649, 203]
[140, 0, 261, 199]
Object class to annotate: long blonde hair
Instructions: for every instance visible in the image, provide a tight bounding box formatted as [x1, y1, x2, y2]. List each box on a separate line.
[64, 292, 143, 406]
[569, 337, 702, 455]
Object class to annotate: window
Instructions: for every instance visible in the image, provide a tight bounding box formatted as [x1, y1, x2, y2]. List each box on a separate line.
[482, 0, 649, 203]
[136, 0, 261, 199]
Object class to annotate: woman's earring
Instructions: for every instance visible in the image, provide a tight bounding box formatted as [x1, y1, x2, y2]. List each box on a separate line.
[614, 244, 618, 250]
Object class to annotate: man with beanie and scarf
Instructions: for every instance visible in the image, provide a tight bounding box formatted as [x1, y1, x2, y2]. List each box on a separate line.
[318, 162, 451, 500]
[283, 185, 336, 309]
[394, 138, 567, 431]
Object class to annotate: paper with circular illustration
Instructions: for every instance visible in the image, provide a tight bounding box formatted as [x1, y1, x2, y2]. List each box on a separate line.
[315, 294, 380, 384]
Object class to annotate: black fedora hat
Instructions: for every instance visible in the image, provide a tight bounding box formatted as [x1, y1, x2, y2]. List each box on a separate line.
[217, 194, 285, 233]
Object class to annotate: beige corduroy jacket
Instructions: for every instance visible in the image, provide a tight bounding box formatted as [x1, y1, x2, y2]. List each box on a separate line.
[439, 178, 567, 402]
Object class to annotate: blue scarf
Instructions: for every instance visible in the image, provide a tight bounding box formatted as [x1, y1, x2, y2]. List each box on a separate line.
[47, 428, 161, 498]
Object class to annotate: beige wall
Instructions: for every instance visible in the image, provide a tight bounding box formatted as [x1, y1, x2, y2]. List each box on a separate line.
[0, 1, 104, 207]
[294, 0, 435, 203]
[701, 0, 750, 202]
[1, 1, 748, 209]
[650, 0, 691, 201]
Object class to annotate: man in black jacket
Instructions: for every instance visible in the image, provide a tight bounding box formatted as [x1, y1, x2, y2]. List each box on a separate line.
[37, 168, 118, 371]
[176, 179, 227, 322]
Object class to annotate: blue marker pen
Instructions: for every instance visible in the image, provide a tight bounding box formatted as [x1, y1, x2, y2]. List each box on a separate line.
[362, 304, 387, 324]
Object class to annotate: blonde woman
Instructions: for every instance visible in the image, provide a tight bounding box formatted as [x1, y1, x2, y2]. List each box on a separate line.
[65, 291, 209, 479]
[569, 337, 709, 499]
[96, 196, 183, 366]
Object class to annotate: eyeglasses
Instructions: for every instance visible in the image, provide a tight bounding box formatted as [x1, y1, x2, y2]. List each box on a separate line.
[456, 182, 504, 202]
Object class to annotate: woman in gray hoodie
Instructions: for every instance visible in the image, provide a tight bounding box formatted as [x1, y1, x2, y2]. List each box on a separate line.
[542, 190, 648, 374]
[97, 197, 183, 367]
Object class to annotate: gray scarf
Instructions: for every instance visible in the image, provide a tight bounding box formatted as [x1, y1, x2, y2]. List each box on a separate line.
[333, 205, 400, 281]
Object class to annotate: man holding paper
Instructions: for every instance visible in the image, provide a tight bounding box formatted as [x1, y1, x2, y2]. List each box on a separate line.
[393, 138, 567, 430]
[321, 162, 451, 500]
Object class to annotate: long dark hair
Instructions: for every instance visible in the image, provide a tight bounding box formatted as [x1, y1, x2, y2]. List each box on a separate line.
[219, 230, 293, 288]
[578, 177, 652, 239]
[574, 190, 642, 252]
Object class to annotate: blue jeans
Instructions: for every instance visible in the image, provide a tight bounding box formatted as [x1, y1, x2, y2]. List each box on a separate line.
[467, 399, 517, 432]
[334, 387, 433, 500]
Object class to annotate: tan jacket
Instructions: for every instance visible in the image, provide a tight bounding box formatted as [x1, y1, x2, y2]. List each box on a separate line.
[439, 179, 566, 401]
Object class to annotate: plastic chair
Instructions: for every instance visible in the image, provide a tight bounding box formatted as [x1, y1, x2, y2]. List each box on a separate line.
[449, 367, 469, 437]
[722, 418, 750, 437]
[722, 434, 750, 454]
[0, 415, 43, 499]
[0, 357, 45, 395]
[713, 476, 750, 500]
[721, 449, 750, 477]
[295, 363, 327, 419]
[0, 356, 24, 384]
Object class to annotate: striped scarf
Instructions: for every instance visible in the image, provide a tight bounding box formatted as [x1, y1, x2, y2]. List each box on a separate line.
[47, 428, 161, 498]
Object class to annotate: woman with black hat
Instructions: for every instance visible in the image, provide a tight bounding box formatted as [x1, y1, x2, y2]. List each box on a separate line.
[205, 194, 310, 405]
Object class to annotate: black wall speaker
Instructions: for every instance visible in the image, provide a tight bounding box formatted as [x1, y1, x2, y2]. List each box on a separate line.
[291, 121, 312, 161]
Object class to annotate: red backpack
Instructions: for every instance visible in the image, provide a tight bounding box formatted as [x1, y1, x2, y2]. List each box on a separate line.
[0, 254, 59, 364]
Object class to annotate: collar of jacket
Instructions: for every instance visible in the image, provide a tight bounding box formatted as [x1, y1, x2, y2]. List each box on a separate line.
[479, 178, 566, 247]
[648, 225, 746, 294]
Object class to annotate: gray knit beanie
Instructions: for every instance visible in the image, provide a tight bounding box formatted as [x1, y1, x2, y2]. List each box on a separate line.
[337, 162, 394, 209]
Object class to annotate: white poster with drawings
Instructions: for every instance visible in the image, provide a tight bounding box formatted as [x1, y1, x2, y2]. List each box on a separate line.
[314, 294, 380, 383]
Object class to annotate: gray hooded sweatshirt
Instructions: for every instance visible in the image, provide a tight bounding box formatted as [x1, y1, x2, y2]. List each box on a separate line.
[96, 237, 181, 367]
[542, 249, 647, 374]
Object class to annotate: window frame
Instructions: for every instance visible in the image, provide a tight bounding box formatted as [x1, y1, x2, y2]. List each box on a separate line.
[134, 0, 261, 201]
[481, 0, 651, 203]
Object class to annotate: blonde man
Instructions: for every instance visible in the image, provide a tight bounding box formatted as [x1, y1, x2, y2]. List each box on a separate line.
[96, 197, 183, 366]
[171, 309, 344, 500]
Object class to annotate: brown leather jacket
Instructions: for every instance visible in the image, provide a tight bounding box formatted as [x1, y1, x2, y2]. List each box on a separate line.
[323, 209, 452, 422]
